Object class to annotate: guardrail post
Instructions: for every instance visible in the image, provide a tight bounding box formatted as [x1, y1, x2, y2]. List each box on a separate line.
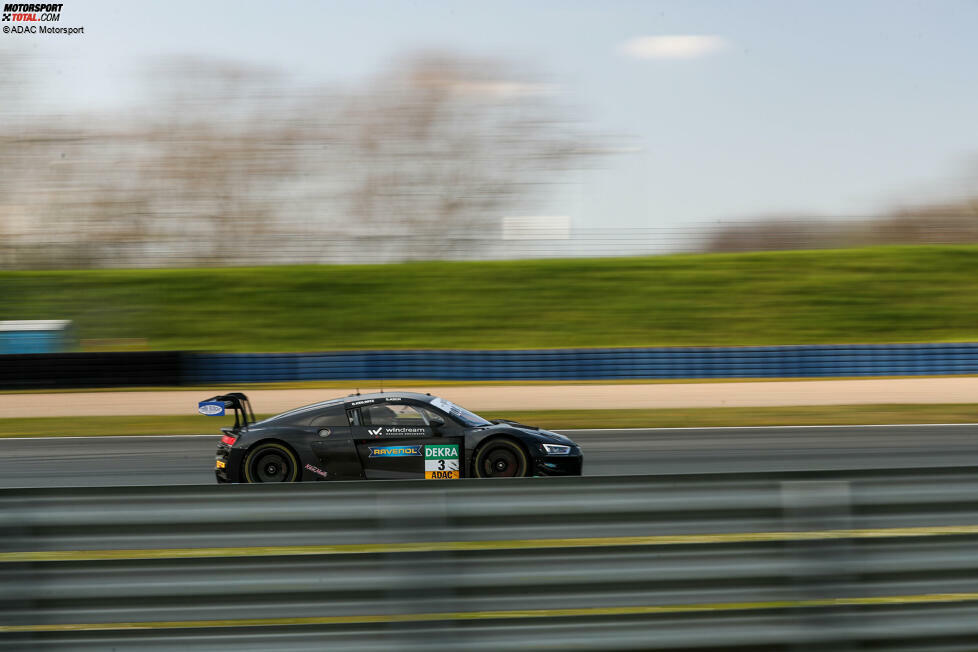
[374, 488, 461, 645]
[0, 503, 36, 644]
[781, 480, 858, 650]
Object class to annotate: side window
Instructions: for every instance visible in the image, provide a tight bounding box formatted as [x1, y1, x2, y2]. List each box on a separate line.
[363, 403, 430, 426]
[290, 406, 349, 427]
[420, 406, 452, 425]
[309, 410, 350, 427]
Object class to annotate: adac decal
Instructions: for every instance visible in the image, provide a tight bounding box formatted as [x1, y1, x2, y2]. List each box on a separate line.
[426, 469, 459, 479]
[368, 445, 422, 458]
[198, 401, 225, 416]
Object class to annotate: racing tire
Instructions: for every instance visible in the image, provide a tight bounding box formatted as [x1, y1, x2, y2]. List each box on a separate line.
[473, 438, 529, 478]
[243, 442, 300, 483]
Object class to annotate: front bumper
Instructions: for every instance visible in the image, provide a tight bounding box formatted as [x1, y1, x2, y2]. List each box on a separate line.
[533, 454, 583, 476]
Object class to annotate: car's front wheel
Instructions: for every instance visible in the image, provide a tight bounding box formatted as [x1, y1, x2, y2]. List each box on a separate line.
[473, 439, 529, 478]
[243, 442, 300, 483]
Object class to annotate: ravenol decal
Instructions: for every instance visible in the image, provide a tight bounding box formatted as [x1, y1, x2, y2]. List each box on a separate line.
[425, 444, 460, 479]
[368, 445, 422, 458]
[198, 401, 225, 417]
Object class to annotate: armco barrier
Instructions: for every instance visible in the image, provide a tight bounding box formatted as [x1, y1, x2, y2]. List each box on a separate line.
[4, 467, 978, 650]
[186, 343, 978, 383]
[4, 343, 978, 388]
[0, 351, 184, 390]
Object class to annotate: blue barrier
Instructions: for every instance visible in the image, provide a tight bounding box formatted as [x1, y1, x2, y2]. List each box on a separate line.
[185, 343, 978, 383]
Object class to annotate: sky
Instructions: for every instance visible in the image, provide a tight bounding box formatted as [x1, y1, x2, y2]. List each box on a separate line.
[7, 0, 978, 241]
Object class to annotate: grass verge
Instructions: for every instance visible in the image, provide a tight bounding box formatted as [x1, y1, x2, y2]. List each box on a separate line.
[2, 404, 975, 437]
[3, 245, 978, 351]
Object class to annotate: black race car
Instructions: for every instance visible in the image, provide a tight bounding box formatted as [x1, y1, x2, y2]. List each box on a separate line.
[200, 391, 583, 483]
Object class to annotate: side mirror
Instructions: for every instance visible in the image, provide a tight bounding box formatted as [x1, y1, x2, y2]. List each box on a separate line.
[430, 416, 445, 432]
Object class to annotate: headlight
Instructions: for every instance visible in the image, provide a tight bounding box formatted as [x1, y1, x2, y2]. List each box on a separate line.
[542, 443, 571, 455]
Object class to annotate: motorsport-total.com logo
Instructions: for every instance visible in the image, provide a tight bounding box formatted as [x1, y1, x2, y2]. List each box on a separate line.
[2, 3, 63, 21]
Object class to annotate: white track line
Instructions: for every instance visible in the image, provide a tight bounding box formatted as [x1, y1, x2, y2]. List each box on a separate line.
[0, 435, 220, 441]
[559, 423, 978, 432]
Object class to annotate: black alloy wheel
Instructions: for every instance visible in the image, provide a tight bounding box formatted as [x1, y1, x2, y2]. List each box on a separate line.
[474, 439, 529, 478]
[244, 442, 299, 483]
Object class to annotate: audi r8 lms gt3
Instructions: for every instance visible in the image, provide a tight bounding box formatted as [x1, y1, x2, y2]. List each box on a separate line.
[201, 391, 583, 483]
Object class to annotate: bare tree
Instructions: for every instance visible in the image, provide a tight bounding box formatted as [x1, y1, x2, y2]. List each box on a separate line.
[1, 51, 608, 268]
[138, 58, 308, 263]
[317, 52, 599, 260]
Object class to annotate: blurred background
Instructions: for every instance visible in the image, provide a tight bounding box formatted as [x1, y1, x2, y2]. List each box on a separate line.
[2, 0, 977, 269]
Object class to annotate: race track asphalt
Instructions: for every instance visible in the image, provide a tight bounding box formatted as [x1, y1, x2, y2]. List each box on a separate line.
[1, 424, 977, 488]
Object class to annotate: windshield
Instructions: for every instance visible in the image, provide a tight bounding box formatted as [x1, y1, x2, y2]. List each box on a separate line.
[429, 396, 491, 427]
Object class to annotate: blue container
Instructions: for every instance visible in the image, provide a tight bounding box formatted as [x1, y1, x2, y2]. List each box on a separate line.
[0, 320, 74, 354]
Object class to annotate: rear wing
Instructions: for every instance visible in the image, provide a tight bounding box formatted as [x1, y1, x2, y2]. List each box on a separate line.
[198, 392, 256, 430]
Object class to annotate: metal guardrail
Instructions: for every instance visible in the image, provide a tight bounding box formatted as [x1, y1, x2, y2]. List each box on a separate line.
[0, 351, 185, 389]
[4, 468, 978, 650]
[190, 343, 978, 382]
[6, 342, 978, 388]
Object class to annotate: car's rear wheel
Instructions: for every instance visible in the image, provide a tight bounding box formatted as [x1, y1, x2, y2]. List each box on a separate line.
[243, 442, 300, 483]
[473, 439, 529, 478]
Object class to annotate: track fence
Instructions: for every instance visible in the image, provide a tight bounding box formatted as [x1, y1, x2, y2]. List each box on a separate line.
[5, 343, 978, 389]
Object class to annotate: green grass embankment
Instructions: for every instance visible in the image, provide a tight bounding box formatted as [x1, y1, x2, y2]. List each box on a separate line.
[3, 404, 976, 437]
[2, 245, 978, 352]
